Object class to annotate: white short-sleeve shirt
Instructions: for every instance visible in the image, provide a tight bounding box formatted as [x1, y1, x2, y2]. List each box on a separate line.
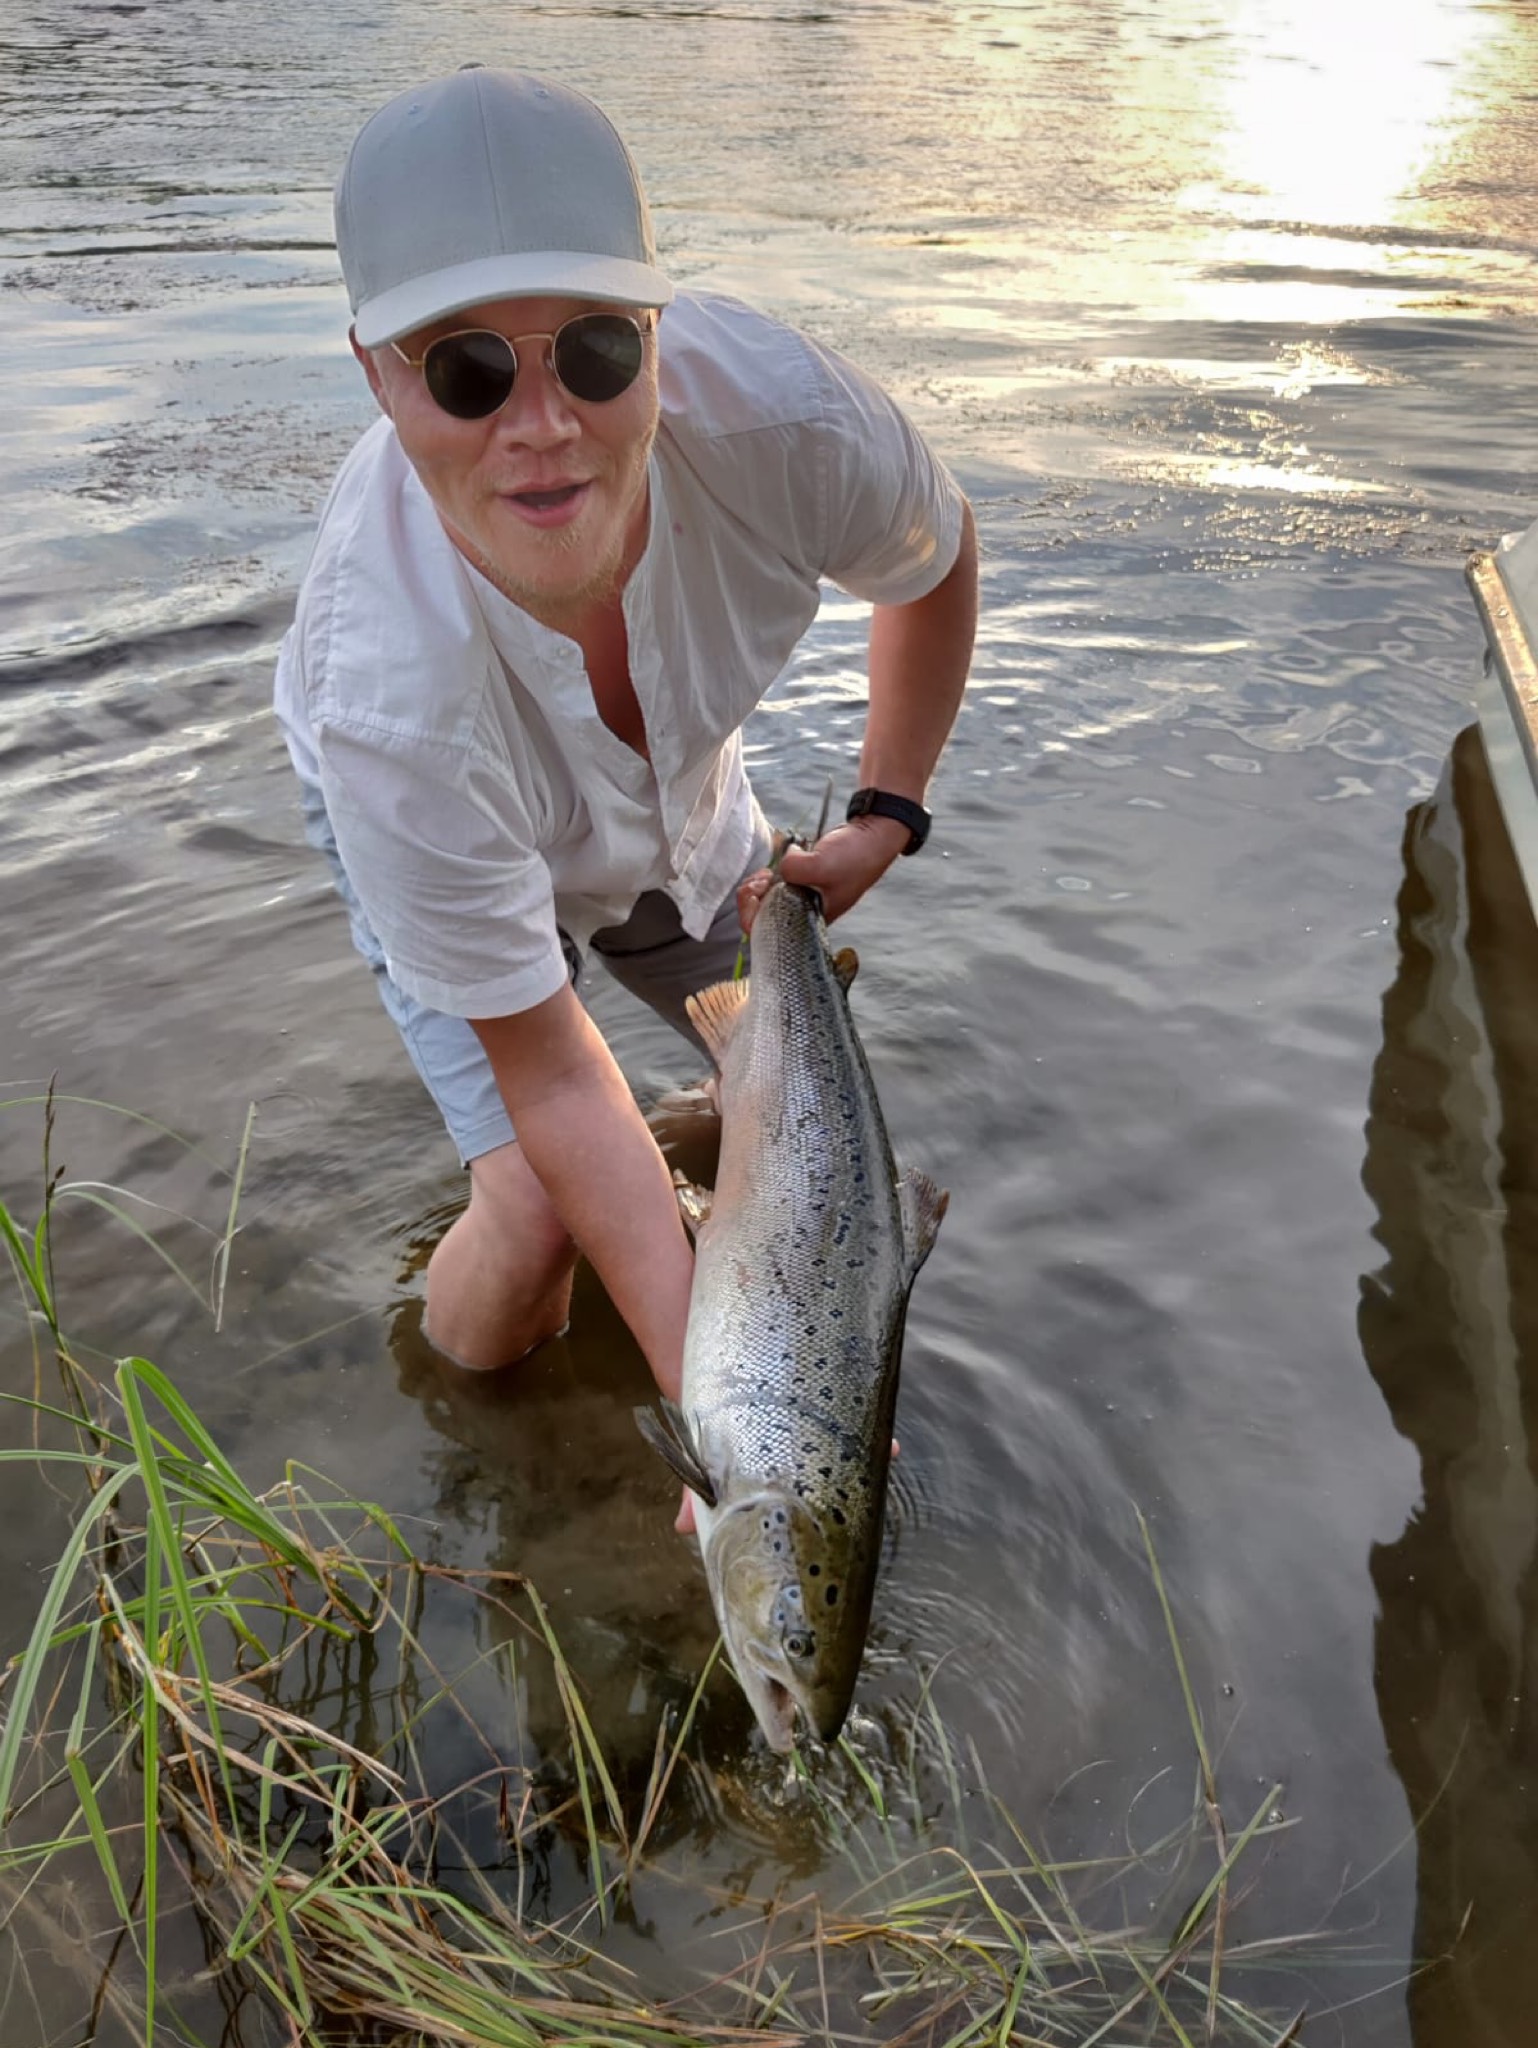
[274, 291, 965, 1019]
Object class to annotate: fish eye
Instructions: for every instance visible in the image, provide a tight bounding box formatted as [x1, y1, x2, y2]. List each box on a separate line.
[784, 1630, 815, 1660]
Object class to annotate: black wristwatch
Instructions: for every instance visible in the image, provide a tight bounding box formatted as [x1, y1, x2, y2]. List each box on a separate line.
[846, 786, 931, 855]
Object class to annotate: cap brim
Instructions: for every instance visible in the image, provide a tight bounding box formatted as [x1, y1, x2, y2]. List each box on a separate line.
[353, 250, 674, 347]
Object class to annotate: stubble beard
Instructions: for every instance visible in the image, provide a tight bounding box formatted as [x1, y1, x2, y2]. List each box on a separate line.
[463, 421, 656, 633]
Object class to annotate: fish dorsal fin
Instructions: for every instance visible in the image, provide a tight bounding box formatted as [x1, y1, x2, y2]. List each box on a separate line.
[686, 978, 751, 1068]
[897, 1168, 949, 1281]
[672, 1170, 713, 1239]
[633, 1399, 719, 1508]
[832, 946, 859, 991]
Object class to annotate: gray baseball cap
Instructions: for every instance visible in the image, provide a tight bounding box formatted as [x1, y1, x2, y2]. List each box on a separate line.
[337, 67, 674, 348]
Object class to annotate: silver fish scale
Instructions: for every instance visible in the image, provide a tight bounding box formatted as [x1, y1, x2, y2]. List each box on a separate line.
[684, 884, 908, 1530]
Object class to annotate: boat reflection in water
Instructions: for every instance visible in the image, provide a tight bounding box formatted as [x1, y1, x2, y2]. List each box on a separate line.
[1361, 717, 1538, 2046]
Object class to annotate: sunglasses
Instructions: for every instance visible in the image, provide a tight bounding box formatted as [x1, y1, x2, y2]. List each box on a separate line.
[390, 312, 649, 420]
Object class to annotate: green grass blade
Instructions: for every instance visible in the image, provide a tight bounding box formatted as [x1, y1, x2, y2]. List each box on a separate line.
[1135, 1505, 1213, 1797]
[212, 1102, 256, 1335]
[116, 1359, 240, 1829]
[50, 1186, 212, 1305]
[0, 1197, 48, 1317]
[63, 1616, 135, 1926]
[1171, 1784, 1283, 1951]
[141, 1513, 162, 2048]
[523, 1584, 624, 1838]
[0, 1466, 134, 1822]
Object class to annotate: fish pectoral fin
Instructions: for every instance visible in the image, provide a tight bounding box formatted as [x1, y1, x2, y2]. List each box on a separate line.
[897, 1167, 949, 1280]
[672, 1170, 714, 1239]
[633, 1399, 719, 1508]
[685, 978, 751, 1069]
[832, 946, 859, 991]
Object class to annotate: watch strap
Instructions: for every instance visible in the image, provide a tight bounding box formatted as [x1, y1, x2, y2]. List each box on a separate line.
[846, 786, 931, 855]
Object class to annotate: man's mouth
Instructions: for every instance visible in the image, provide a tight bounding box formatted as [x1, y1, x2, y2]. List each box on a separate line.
[512, 484, 582, 509]
[495, 479, 593, 531]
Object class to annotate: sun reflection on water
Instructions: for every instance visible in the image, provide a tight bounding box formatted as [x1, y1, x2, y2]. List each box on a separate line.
[1203, 0, 1498, 230]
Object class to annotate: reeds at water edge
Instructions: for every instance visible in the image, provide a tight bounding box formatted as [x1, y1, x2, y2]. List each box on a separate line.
[0, 1100, 1314, 2047]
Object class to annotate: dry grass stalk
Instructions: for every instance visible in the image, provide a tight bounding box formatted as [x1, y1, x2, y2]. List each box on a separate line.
[1, 1165, 1310, 2047]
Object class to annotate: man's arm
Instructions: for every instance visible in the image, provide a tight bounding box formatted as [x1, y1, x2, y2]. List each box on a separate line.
[470, 985, 693, 1401]
[771, 498, 978, 921]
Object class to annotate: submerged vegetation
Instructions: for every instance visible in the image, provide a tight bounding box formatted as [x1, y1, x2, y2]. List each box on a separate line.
[0, 1107, 1308, 2047]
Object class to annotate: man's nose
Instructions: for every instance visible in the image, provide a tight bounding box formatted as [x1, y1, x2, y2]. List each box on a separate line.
[493, 350, 581, 445]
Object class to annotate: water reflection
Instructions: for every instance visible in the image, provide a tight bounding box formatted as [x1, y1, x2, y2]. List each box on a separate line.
[385, 1100, 739, 1793]
[1207, 0, 1499, 231]
[1361, 719, 1538, 2045]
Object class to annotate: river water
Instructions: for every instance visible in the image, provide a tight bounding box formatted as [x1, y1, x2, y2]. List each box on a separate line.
[4, 1, 1538, 2042]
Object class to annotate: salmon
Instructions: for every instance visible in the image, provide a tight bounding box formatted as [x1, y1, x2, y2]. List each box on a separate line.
[637, 876, 947, 1751]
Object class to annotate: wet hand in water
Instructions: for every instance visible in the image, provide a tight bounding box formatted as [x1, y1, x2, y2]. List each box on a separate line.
[737, 816, 910, 931]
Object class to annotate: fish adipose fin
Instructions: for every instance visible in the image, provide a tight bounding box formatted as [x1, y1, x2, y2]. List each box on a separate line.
[898, 1168, 949, 1281]
[634, 1399, 719, 1508]
[672, 1170, 713, 1238]
[832, 946, 859, 991]
[686, 978, 751, 1067]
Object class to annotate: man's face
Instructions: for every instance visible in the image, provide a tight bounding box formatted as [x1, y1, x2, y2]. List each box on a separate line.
[356, 294, 660, 627]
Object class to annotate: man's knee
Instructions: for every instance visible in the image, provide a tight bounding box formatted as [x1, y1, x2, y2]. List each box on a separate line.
[463, 1141, 574, 1258]
[419, 1143, 577, 1370]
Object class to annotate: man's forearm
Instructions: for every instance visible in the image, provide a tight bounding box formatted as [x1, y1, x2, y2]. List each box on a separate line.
[857, 498, 978, 799]
[519, 1080, 692, 1397]
[472, 998, 694, 1398]
[764, 499, 978, 924]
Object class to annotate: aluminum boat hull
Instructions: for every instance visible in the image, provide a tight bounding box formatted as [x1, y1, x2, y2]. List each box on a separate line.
[1468, 528, 1538, 917]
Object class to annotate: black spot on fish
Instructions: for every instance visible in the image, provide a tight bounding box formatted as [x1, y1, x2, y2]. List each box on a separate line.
[808, 1563, 821, 1577]
[826, 1586, 839, 1607]
[830, 1506, 846, 1525]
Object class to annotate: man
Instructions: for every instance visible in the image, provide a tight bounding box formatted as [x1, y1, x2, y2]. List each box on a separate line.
[274, 66, 978, 1425]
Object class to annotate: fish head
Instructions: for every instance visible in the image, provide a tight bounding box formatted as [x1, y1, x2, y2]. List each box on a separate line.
[702, 1488, 871, 1753]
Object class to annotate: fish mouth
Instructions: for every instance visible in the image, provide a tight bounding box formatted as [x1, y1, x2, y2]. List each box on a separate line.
[752, 1671, 798, 1754]
[749, 1670, 848, 1753]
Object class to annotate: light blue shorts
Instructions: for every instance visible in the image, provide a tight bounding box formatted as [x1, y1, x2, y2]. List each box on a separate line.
[301, 783, 765, 1164]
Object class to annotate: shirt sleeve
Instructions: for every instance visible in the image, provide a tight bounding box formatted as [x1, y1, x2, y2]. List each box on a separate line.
[276, 423, 574, 1022]
[808, 338, 966, 607]
[314, 716, 572, 1020]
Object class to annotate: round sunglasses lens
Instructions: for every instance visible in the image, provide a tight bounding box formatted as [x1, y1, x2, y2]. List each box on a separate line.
[554, 315, 645, 403]
[424, 332, 517, 419]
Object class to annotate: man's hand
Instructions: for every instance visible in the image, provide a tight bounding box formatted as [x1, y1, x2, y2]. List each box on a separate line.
[737, 813, 910, 932]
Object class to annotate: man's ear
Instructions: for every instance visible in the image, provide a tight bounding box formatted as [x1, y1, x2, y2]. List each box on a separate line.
[350, 327, 392, 417]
